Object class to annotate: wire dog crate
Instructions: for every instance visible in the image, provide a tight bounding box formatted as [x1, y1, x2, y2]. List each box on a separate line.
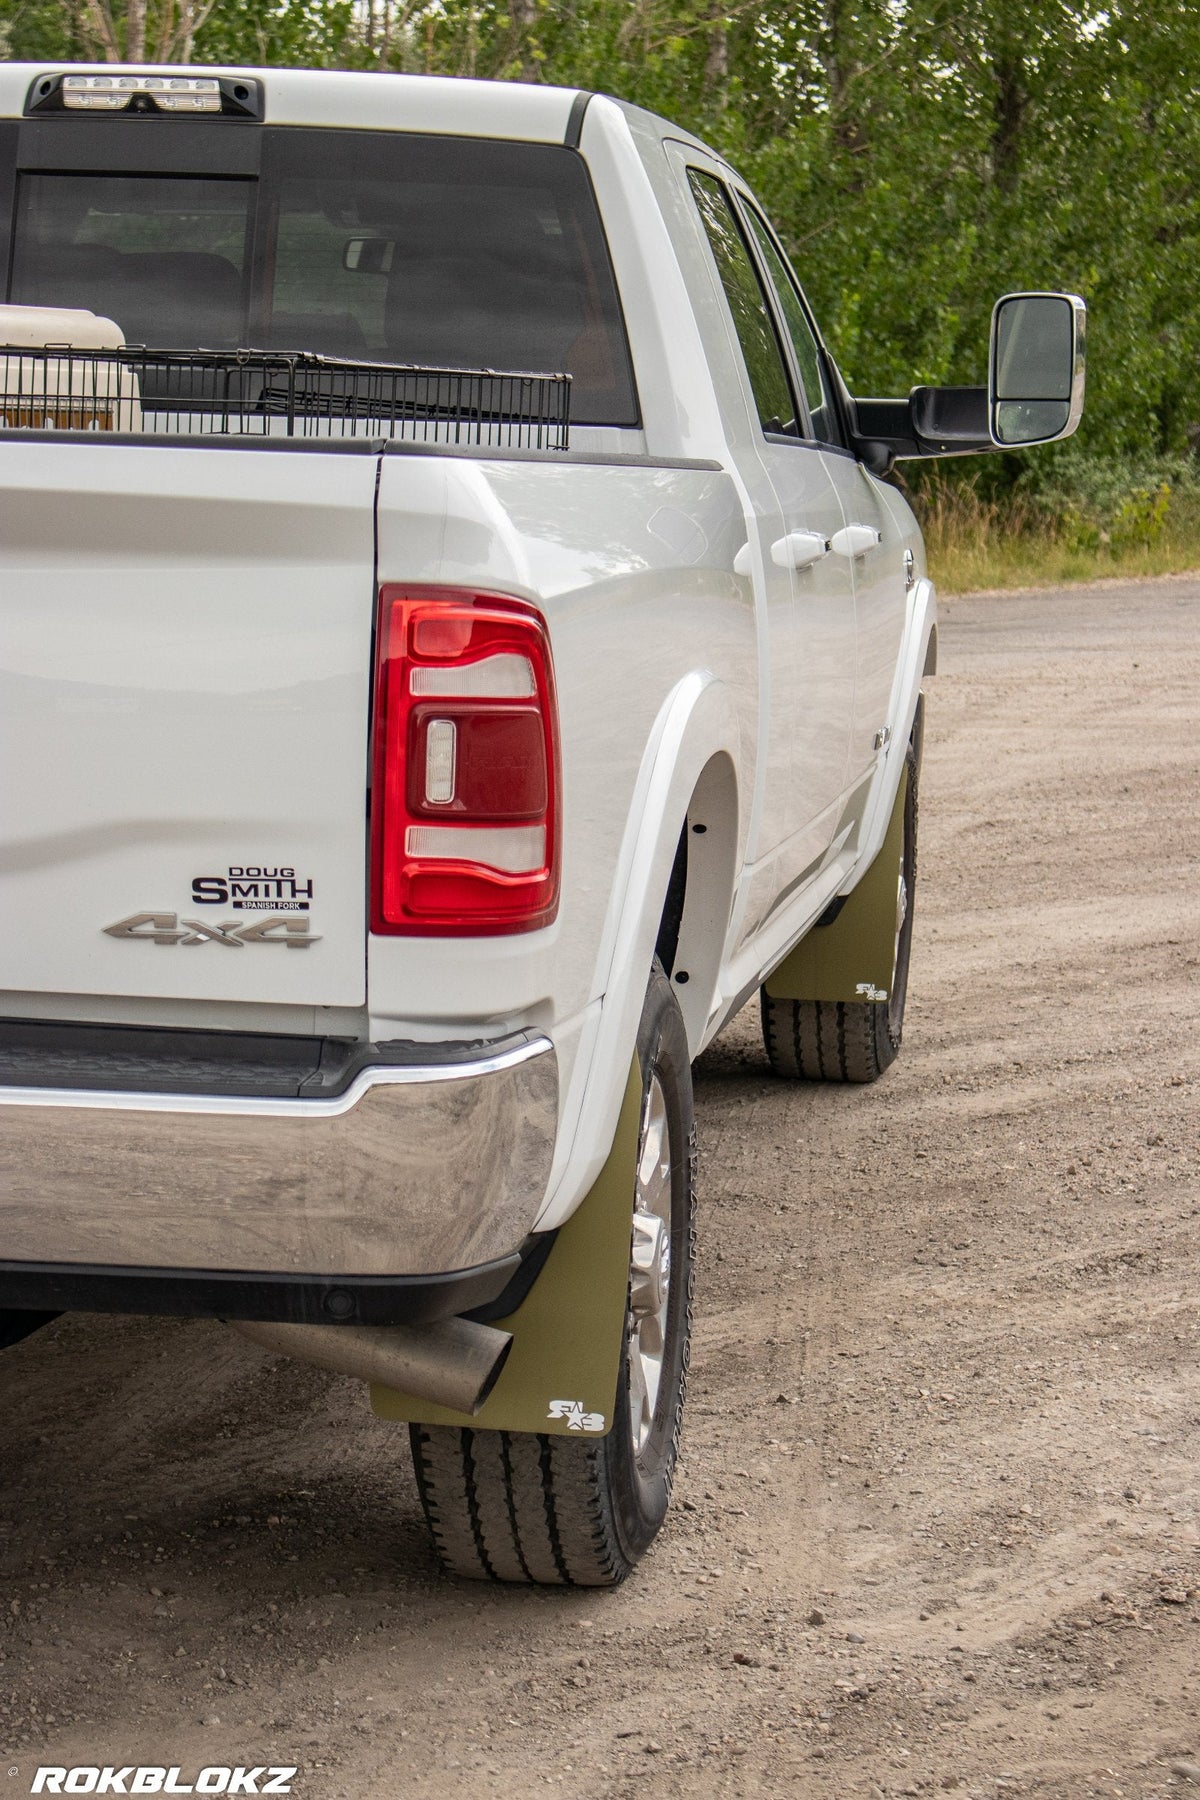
[0, 346, 572, 449]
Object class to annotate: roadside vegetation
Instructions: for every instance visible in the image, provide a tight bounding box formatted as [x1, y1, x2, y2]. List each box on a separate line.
[2, 0, 1197, 592]
[911, 452, 1200, 593]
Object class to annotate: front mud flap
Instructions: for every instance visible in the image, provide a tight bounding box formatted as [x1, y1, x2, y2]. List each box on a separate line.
[764, 762, 908, 1004]
[371, 1057, 640, 1439]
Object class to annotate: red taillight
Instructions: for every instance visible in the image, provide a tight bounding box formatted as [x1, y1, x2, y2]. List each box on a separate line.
[370, 586, 561, 936]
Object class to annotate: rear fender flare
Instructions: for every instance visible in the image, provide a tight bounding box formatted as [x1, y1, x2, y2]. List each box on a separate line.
[536, 672, 741, 1230]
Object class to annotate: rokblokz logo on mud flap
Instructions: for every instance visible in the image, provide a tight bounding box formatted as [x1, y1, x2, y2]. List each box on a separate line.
[29, 1769, 297, 1795]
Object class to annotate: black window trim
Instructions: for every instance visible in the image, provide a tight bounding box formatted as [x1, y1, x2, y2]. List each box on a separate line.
[0, 121, 19, 300]
[727, 183, 853, 455]
[685, 161, 813, 445]
[559, 134, 642, 430]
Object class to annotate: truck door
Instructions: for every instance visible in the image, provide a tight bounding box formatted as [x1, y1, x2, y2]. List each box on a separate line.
[731, 199, 904, 790]
[676, 154, 855, 932]
[824, 455, 907, 784]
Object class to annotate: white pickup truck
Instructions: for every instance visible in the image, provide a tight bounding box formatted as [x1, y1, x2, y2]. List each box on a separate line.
[0, 63, 1085, 1585]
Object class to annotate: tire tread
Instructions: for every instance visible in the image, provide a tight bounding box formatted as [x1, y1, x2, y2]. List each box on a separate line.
[760, 742, 919, 1087]
[411, 1422, 634, 1587]
[407, 962, 694, 1589]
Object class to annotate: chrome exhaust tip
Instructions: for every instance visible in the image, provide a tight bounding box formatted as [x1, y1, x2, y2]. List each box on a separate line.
[230, 1314, 512, 1416]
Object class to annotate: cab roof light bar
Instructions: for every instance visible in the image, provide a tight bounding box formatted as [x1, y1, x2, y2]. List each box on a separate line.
[25, 72, 263, 118]
[65, 75, 220, 112]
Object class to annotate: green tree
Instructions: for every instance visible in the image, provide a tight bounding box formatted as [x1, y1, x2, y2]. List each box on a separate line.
[2, 0, 1198, 471]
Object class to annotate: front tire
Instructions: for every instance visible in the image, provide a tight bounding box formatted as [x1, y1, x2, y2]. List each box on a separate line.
[761, 742, 918, 1084]
[409, 962, 696, 1586]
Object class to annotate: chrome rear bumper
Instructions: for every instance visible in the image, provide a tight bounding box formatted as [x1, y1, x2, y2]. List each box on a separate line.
[0, 1033, 557, 1278]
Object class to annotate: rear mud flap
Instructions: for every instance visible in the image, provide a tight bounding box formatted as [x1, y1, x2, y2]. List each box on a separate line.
[765, 763, 908, 1004]
[371, 1057, 640, 1438]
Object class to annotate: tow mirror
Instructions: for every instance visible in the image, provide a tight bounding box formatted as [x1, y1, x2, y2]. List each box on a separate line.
[988, 292, 1086, 447]
[343, 237, 395, 275]
[845, 289, 1087, 469]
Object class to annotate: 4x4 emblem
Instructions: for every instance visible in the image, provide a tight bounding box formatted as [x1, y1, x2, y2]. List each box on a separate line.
[103, 912, 320, 949]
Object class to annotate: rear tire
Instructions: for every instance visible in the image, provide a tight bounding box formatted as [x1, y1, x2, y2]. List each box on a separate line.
[761, 743, 918, 1084]
[409, 962, 696, 1585]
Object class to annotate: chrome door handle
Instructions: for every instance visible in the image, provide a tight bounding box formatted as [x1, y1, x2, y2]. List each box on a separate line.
[830, 524, 882, 558]
[769, 530, 829, 571]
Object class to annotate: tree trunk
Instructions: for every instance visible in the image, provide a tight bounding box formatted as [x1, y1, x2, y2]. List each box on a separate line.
[125, 0, 147, 61]
[704, 3, 729, 103]
[823, 0, 864, 160]
[80, 0, 123, 62]
[511, 0, 539, 81]
[991, 50, 1025, 192]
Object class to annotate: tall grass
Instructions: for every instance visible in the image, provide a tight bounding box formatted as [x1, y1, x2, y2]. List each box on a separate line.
[909, 454, 1200, 594]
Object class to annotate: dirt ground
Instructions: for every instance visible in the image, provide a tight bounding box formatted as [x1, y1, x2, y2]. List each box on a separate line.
[2, 576, 1198, 1800]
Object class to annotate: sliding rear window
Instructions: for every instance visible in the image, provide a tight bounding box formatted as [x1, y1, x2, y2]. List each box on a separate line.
[7, 131, 638, 426]
[11, 172, 252, 347]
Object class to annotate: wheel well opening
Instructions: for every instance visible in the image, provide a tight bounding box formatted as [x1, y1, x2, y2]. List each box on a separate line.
[655, 829, 688, 976]
[657, 754, 739, 1056]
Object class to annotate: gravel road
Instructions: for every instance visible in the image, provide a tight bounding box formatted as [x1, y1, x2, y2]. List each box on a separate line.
[2, 576, 1198, 1800]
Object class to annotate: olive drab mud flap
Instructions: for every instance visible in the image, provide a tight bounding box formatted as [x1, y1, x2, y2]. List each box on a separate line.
[371, 1058, 641, 1438]
[764, 762, 909, 1005]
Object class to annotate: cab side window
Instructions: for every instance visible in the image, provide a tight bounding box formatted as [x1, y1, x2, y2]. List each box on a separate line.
[687, 169, 798, 438]
[741, 204, 843, 448]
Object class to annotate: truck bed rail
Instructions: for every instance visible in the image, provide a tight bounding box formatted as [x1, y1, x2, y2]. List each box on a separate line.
[0, 346, 572, 448]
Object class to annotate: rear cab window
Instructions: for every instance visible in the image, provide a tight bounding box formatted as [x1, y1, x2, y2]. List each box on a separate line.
[6, 130, 639, 427]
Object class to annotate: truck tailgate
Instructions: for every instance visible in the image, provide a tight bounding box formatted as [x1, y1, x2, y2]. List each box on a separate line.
[0, 441, 380, 1009]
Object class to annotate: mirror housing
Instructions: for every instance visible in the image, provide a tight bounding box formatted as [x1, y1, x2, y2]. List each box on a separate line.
[852, 387, 993, 471]
[844, 290, 1086, 471]
[989, 291, 1086, 447]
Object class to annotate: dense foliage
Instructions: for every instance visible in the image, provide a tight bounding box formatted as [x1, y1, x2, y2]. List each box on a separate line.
[2, 0, 1197, 505]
